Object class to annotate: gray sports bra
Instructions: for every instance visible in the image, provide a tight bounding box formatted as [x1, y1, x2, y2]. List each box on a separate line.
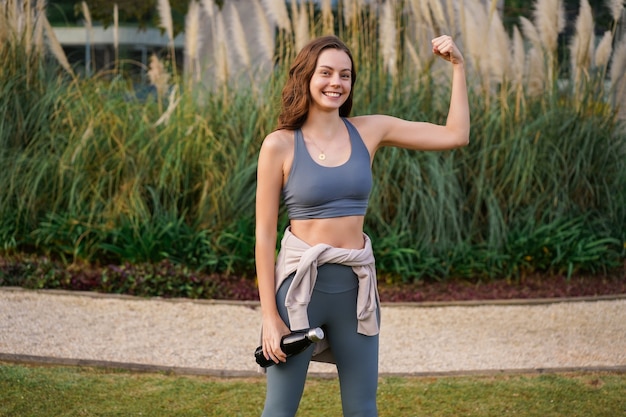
[282, 118, 372, 220]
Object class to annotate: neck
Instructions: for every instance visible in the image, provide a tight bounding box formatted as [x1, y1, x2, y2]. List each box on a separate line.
[302, 111, 344, 141]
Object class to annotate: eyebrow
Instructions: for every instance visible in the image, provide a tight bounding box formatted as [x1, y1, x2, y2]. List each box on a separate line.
[318, 65, 352, 72]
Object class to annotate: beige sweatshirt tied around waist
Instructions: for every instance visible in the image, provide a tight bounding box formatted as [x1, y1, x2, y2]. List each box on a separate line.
[274, 227, 380, 337]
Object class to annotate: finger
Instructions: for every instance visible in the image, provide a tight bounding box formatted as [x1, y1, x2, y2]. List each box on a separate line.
[433, 41, 458, 61]
[436, 39, 453, 53]
[274, 347, 287, 362]
[433, 43, 451, 57]
[432, 35, 451, 47]
[262, 342, 271, 360]
[433, 35, 453, 46]
[262, 340, 277, 361]
[432, 34, 451, 43]
[263, 347, 278, 364]
[264, 342, 286, 363]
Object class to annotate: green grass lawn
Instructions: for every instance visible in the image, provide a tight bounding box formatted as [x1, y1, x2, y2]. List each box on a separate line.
[1, 363, 625, 416]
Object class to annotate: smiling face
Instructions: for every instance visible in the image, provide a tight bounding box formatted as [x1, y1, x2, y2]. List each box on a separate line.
[277, 36, 357, 130]
[309, 48, 353, 113]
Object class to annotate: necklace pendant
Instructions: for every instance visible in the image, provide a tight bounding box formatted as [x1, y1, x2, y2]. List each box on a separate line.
[318, 153, 326, 160]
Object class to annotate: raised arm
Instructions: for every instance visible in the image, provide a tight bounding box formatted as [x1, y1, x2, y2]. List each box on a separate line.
[430, 34, 470, 147]
[354, 35, 470, 152]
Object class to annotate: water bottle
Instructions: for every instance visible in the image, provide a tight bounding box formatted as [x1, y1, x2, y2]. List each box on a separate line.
[255, 327, 325, 367]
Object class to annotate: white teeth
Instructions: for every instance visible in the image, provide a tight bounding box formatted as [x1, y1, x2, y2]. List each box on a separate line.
[324, 92, 341, 97]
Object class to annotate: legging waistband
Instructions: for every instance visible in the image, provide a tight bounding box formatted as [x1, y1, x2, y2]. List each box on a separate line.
[286, 263, 358, 294]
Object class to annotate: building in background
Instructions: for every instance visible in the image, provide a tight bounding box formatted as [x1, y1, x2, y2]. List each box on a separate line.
[54, 25, 184, 79]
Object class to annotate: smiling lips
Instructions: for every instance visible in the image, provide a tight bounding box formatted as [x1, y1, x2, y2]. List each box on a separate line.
[324, 91, 342, 97]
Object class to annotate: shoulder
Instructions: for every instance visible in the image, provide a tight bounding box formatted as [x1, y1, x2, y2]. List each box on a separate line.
[262, 129, 294, 150]
[346, 114, 400, 150]
[258, 129, 296, 174]
[260, 129, 294, 157]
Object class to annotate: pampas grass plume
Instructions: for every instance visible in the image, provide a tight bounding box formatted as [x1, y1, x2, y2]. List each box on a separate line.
[201, 0, 215, 18]
[148, 53, 170, 100]
[213, 10, 229, 86]
[343, 0, 363, 27]
[227, 2, 251, 70]
[261, 0, 291, 32]
[81, 1, 95, 74]
[185, 0, 202, 84]
[185, 1, 201, 61]
[32, 0, 46, 58]
[427, 0, 447, 31]
[157, 0, 174, 42]
[0, 9, 7, 44]
[81, 2, 92, 28]
[321, 0, 334, 34]
[294, 2, 310, 52]
[42, 13, 74, 76]
[157, 0, 177, 77]
[463, 0, 489, 78]
[458, 0, 466, 44]
[343, 0, 354, 26]
[289, 0, 299, 25]
[526, 47, 544, 96]
[417, 0, 434, 33]
[570, 0, 594, 75]
[24, 0, 33, 56]
[512, 26, 525, 85]
[408, 0, 422, 28]
[445, 0, 456, 30]
[488, 10, 511, 83]
[252, 0, 274, 63]
[606, 0, 624, 22]
[519, 16, 542, 51]
[595, 30, 613, 68]
[380, 0, 397, 77]
[610, 34, 626, 91]
[113, 3, 119, 67]
[7, 0, 19, 37]
[533, 0, 565, 53]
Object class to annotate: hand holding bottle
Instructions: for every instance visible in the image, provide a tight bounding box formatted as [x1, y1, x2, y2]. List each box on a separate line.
[255, 327, 325, 367]
[261, 313, 291, 364]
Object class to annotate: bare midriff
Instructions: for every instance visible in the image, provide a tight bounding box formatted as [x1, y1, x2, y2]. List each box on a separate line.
[289, 216, 366, 249]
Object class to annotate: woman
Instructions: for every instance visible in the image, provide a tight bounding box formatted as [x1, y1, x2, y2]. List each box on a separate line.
[255, 34, 469, 416]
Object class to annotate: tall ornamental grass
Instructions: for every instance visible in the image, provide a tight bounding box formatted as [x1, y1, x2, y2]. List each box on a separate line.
[0, 0, 625, 283]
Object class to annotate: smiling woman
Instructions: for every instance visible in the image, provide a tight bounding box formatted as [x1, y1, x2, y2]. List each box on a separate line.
[255, 34, 469, 417]
[301, 49, 354, 164]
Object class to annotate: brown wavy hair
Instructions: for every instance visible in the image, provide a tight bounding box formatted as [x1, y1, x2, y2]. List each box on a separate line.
[275, 36, 357, 131]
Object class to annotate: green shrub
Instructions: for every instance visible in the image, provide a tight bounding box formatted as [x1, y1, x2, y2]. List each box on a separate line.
[0, 0, 624, 286]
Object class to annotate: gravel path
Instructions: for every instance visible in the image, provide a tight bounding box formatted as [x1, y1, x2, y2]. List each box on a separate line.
[1, 288, 625, 377]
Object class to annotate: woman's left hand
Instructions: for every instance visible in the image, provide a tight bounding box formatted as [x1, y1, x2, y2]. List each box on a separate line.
[432, 35, 464, 66]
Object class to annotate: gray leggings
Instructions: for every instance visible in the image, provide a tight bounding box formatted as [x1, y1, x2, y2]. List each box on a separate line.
[261, 263, 379, 417]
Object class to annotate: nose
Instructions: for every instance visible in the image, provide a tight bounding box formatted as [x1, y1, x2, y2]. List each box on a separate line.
[330, 73, 341, 86]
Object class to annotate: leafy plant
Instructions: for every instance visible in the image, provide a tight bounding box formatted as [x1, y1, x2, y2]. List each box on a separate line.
[0, 0, 624, 288]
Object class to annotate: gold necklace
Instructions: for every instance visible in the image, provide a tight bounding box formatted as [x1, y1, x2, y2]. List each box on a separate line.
[306, 136, 327, 160]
